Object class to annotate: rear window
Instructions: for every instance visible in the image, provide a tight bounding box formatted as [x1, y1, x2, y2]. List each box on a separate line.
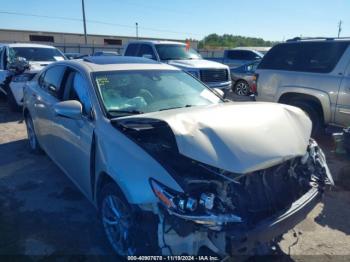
[227, 50, 259, 60]
[258, 42, 349, 73]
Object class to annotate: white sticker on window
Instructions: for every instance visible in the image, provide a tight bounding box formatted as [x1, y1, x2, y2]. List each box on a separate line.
[54, 56, 64, 61]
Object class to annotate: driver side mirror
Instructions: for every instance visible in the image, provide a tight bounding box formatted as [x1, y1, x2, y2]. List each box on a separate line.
[54, 100, 82, 120]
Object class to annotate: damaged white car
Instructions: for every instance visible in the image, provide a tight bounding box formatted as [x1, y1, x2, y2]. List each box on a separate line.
[0, 43, 66, 111]
[23, 56, 334, 257]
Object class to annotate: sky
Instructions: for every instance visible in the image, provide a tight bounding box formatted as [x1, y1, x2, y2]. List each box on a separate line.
[0, 0, 349, 41]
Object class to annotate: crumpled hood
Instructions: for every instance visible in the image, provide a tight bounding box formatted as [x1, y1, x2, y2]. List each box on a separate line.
[124, 102, 312, 174]
[168, 59, 229, 69]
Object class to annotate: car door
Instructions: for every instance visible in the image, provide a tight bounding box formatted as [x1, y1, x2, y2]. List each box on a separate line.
[335, 62, 350, 127]
[50, 67, 95, 197]
[32, 65, 66, 154]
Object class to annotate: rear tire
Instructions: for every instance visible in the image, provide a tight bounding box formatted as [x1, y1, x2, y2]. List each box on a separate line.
[233, 80, 250, 96]
[289, 100, 324, 136]
[25, 115, 43, 154]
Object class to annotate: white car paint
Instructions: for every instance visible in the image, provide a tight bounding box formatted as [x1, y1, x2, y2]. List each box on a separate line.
[125, 102, 312, 174]
[0, 43, 65, 105]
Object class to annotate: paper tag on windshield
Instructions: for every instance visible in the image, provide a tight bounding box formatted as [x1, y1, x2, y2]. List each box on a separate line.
[54, 56, 64, 61]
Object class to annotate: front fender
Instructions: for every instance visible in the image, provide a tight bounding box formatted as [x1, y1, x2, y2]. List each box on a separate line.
[94, 120, 183, 205]
[276, 87, 332, 123]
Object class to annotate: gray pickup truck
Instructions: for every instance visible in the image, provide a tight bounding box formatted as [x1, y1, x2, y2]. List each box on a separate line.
[255, 37, 350, 134]
[206, 49, 263, 69]
[124, 41, 232, 92]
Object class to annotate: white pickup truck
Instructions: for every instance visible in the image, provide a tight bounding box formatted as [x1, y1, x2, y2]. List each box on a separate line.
[124, 41, 232, 92]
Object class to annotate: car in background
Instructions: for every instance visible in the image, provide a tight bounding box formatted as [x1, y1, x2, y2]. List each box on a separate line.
[231, 61, 259, 96]
[65, 52, 84, 59]
[206, 49, 263, 68]
[93, 51, 120, 56]
[0, 43, 66, 111]
[124, 41, 232, 92]
[255, 37, 350, 134]
[23, 56, 333, 257]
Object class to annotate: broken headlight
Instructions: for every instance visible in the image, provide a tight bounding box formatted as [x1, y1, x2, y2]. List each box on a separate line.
[149, 178, 242, 226]
[150, 178, 214, 212]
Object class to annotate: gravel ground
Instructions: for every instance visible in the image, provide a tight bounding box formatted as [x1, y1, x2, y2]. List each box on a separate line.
[0, 94, 350, 261]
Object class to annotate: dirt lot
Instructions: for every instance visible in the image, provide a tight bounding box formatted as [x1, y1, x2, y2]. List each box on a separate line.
[0, 94, 350, 261]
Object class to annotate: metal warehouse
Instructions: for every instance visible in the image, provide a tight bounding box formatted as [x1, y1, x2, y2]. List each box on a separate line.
[0, 28, 198, 54]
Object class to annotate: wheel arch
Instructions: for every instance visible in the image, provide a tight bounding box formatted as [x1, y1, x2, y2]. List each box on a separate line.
[95, 171, 127, 209]
[277, 90, 330, 124]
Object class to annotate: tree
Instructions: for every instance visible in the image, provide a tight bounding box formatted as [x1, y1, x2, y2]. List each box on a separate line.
[198, 34, 276, 49]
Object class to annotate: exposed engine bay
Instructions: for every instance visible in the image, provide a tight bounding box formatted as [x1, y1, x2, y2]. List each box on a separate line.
[113, 117, 333, 256]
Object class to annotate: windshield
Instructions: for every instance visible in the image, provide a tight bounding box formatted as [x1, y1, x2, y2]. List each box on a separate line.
[94, 70, 221, 117]
[8, 47, 65, 62]
[155, 44, 201, 60]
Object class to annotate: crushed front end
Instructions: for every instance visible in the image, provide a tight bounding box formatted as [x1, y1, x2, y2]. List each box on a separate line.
[149, 139, 333, 256]
[113, 116, 333, 256]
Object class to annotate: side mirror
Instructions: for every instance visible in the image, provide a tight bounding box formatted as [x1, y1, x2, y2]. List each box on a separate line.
[54, 100, 82, 120]
[142, 54, 154, 60]
[213, 88, 225, 98]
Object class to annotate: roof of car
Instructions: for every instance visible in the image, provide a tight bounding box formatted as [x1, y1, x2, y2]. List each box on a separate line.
[60, 56, 180, 72]
[0, 43, 57, 48]
[127, 40, 186, 46]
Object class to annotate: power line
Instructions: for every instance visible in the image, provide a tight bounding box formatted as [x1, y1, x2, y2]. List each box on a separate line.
[0, 10, 201, 38]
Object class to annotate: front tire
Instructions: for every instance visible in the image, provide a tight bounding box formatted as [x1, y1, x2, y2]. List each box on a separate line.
[100, 183, 145, 256]
[25, 115, 43, 154]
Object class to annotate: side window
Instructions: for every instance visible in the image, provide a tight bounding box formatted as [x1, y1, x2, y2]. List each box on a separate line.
[124, 44, 139, 56]
[63, 70, 92, 115]
[258, 42, 349, 73]
[138, 44, 156, 60]
[41, 66, 66, 97]
[227, 51, 238, 60]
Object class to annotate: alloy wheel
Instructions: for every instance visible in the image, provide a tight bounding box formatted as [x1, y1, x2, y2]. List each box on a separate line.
[235, 81, 249, 96]
[101, 194, 135, 256]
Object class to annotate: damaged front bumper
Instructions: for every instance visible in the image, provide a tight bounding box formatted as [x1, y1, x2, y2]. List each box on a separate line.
[224, 187, 320, 255]
[151, 139, 334, 256]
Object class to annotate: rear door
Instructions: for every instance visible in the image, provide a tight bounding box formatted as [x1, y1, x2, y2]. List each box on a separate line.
[32, 65, 66, 154]
[50, 67, 95, 197]
[335, 60, 350, 127]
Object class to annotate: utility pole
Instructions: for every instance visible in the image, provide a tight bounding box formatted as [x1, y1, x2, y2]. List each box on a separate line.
[136, 22, 139, 39]
[82, 0, 88, 44]
[338, 20, 342, 38]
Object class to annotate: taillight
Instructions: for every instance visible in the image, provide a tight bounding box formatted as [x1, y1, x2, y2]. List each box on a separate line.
[251, 73, 259, 95]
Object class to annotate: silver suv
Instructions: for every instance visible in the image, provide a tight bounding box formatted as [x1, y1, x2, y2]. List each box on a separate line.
[255, 38, 350, 134]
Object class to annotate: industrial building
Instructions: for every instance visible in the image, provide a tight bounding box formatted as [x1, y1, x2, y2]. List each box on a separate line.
[0, 28, 198, 55]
